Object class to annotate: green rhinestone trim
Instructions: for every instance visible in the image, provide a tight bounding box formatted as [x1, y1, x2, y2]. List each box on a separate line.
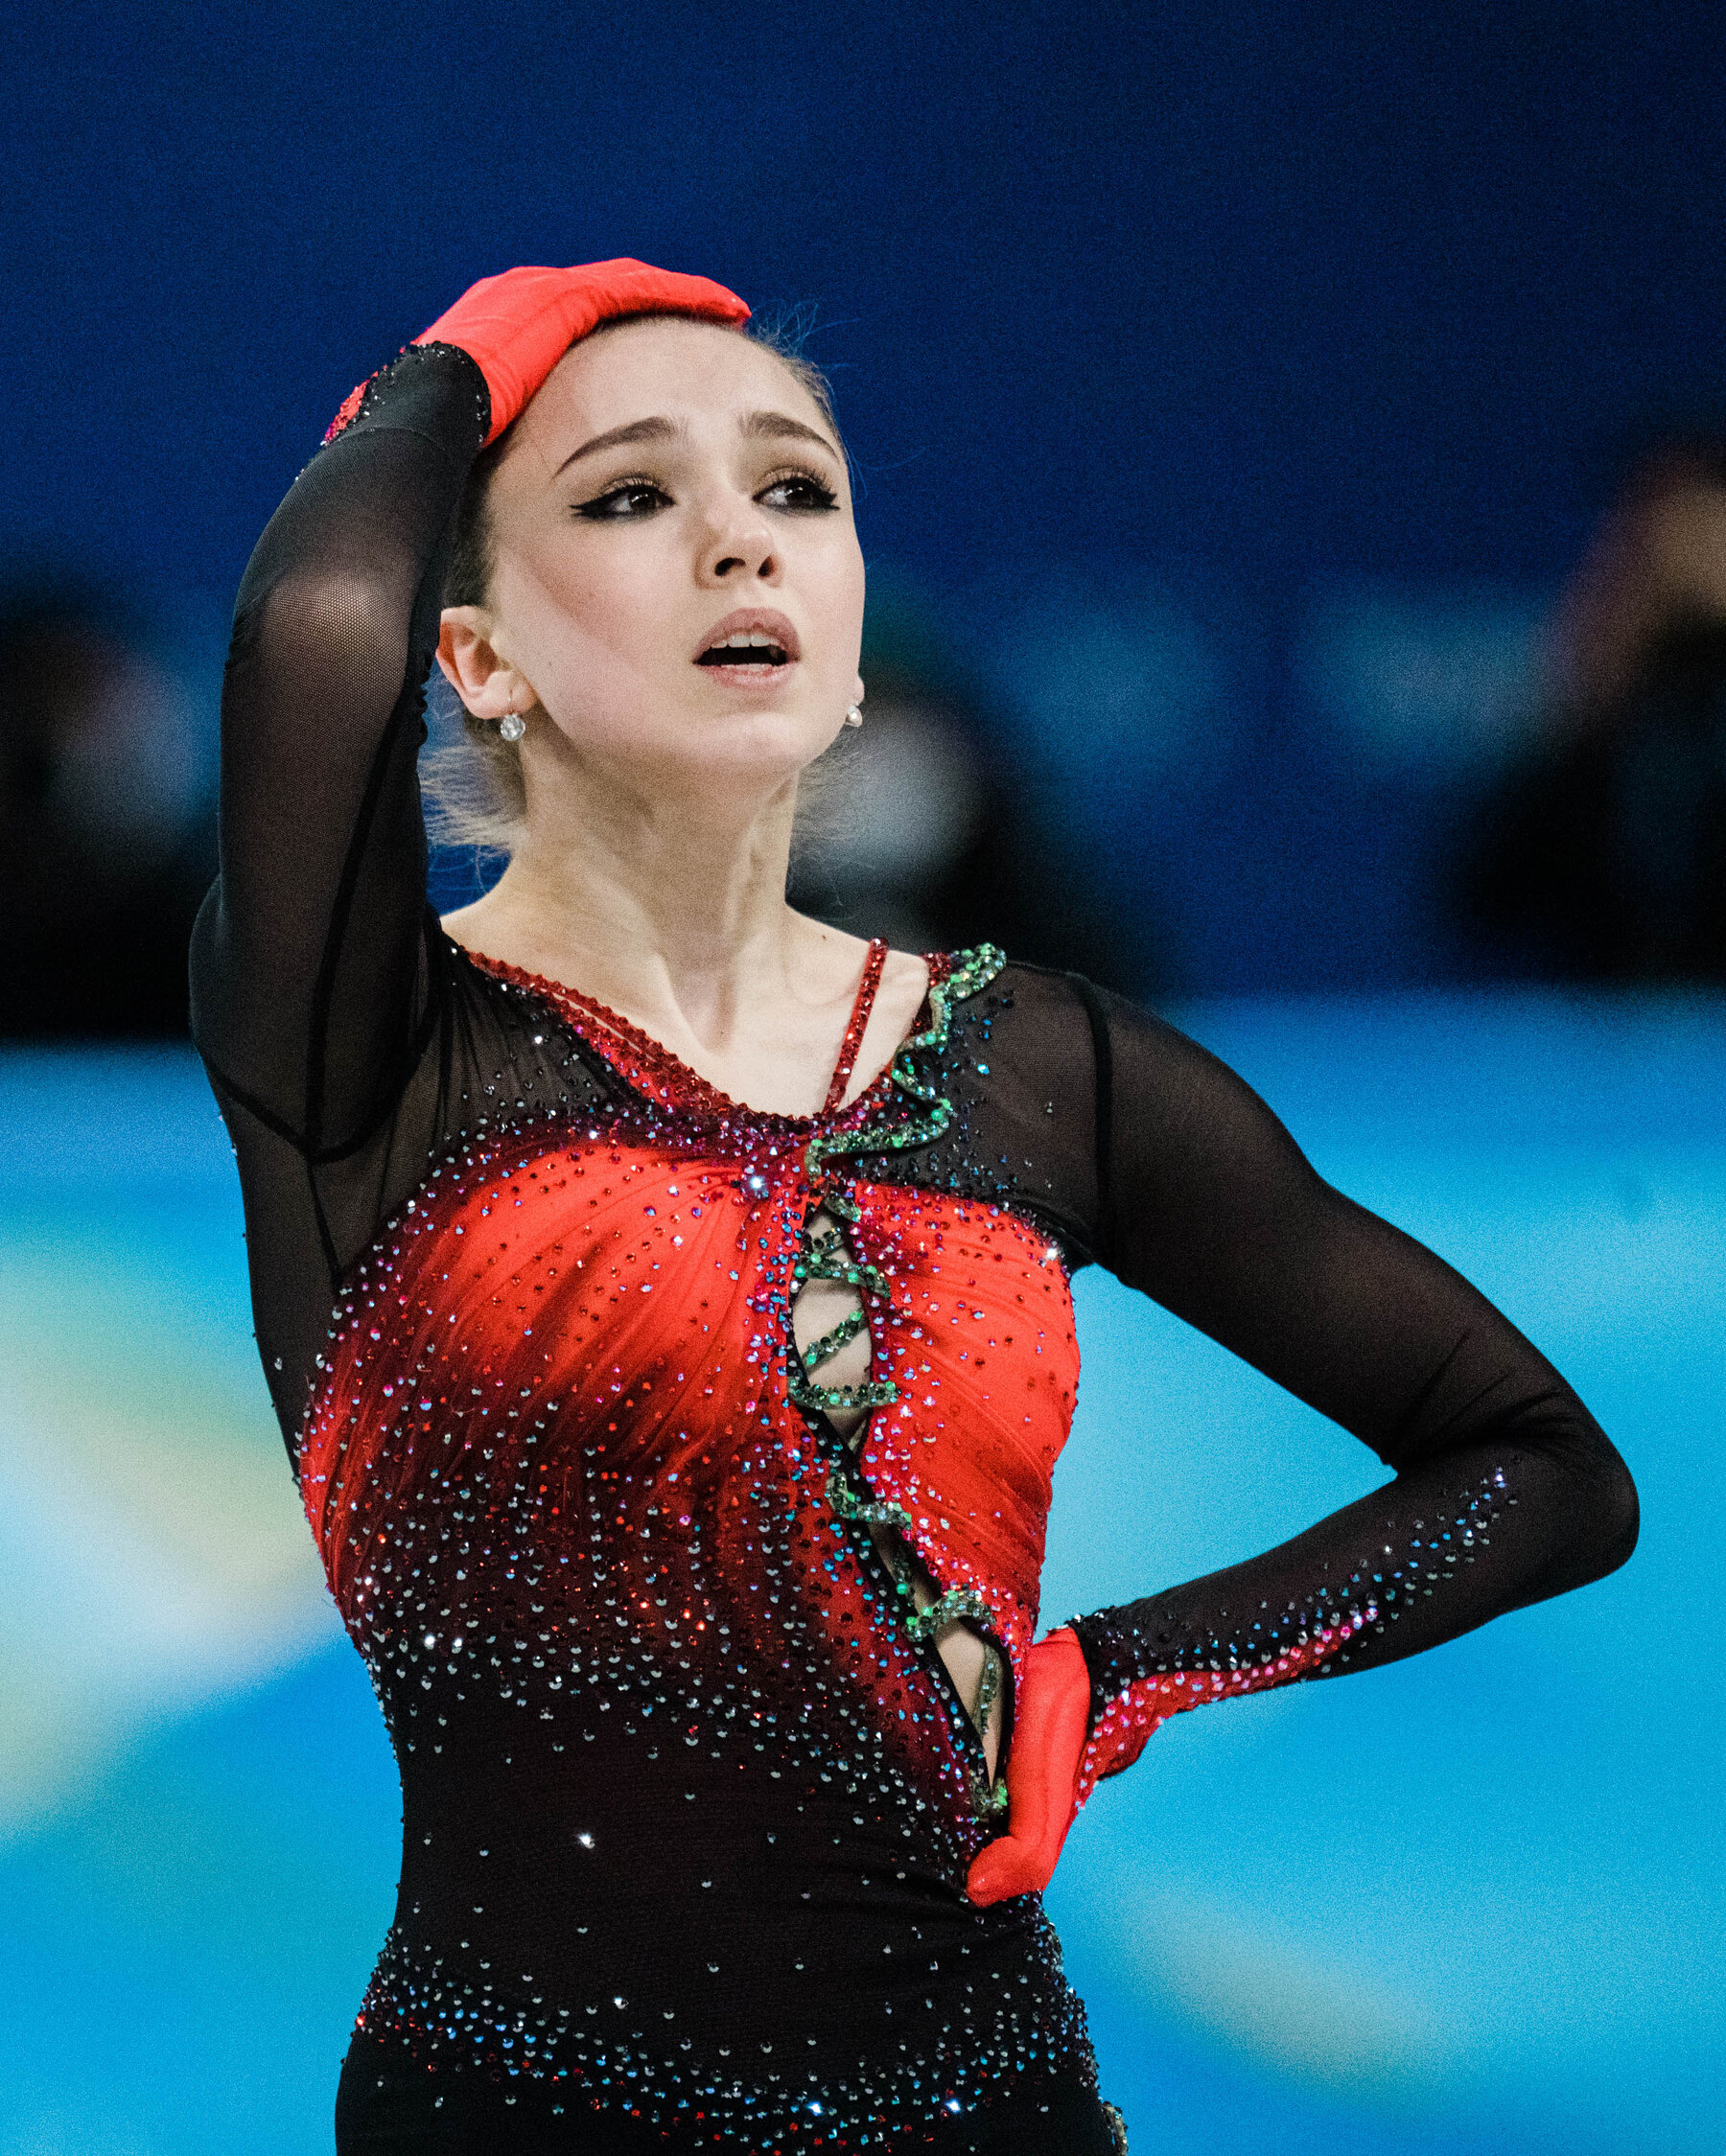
[786, 943, 1007, 1420]
[792, 1237, 891, 1301]
[824, 1466, 912, 1532]
[904, 1585, 994, 1644]
[804, 942, 1006, 1185]
[827, 1440, 1011, 1820]
[800, 1304, 872, 1373]
[786, 943, 1013, 1815]
[787, 1367, 901, 1415]
[973, 1773, 1010, 1819]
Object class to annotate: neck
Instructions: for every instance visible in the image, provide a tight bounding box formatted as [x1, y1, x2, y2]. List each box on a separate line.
[454, 747, 828, 1050]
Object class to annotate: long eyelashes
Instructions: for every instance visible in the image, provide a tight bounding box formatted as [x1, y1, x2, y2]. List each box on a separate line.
[574, 479, 670, 521]
[758, 469, 840, 513]
[572, 467, 840, 521]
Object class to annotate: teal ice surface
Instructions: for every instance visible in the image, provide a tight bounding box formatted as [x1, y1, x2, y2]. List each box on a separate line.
[1, 999, 1720, 2153]
[0, 1648, 397, 2156]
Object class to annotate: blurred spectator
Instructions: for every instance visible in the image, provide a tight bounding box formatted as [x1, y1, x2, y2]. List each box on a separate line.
[0, 572, 216, 1037]
[786, 596, 1156, 994]
[1467, 437, 1726, 983]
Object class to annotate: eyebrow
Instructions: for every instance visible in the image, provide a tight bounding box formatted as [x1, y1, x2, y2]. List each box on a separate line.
[553, 408, 840, 480]
[740, 409, 840, 460]
[553, 415, 682, 478]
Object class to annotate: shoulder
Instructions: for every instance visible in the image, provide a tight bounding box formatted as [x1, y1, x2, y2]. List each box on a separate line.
[948, 952, 1155, 1055]
[952, 955, 1265, 1128]
[922, 952, 1108, 1116]
[938, 949, 1084, 1016]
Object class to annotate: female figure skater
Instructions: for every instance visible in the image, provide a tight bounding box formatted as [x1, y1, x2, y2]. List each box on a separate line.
[191, 260, 1637, 2153]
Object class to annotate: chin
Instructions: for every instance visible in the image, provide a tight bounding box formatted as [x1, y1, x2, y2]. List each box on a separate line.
[683, 704, 842, 782]
[547, 697, 841, 791]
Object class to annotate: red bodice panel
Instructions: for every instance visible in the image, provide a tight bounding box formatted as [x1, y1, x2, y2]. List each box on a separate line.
[301, 950, 1081, 1825]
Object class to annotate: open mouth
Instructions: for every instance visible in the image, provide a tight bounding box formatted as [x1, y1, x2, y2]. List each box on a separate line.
[696, 631, 792, 668]
[694, 611, 802, 670]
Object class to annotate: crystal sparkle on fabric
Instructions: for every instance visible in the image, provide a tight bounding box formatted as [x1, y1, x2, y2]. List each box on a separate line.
[298, 948, 1100, 2143]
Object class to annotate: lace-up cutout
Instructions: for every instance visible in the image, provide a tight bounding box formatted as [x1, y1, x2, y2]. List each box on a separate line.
[454, 932, 1011, 1782]
[788, 940, 1008, 1781]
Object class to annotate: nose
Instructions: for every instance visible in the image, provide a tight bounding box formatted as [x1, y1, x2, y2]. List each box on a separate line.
[697, 496, 781, 586]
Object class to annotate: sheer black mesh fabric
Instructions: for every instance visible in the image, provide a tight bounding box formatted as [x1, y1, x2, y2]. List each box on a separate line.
[191, 345, 1636, 2147]
[859, 968, 1637, 1720]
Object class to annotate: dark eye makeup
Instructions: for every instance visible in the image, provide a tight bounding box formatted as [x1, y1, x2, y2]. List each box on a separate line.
[574, 479, 672, 521]
[572, 466, 840, 522]
[758, 469, 841, 513]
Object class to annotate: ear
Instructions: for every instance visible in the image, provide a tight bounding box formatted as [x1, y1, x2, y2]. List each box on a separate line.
[851, 671, 865, 706]
[437, 607, 537, 719]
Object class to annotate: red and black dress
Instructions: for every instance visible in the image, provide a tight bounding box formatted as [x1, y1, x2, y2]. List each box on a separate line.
[190, 345, 1637, 2154]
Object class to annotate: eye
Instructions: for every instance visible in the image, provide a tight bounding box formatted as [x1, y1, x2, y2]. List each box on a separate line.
[574, 479, 670, 521]
[758, 469, 840, 514]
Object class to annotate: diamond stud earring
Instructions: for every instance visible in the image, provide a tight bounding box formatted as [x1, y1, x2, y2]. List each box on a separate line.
[498, 711, 527, 742]
[842, 704, 863, 729]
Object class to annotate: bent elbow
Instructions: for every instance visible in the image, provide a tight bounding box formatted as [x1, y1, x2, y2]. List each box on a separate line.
[242, 567, 418, 709]
[1574, 1435, 1640, 1585]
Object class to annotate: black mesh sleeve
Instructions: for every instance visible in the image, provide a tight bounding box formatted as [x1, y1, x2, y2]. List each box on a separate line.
[1061, 980, 1639, 1773]
[188, 343, 489, 1159]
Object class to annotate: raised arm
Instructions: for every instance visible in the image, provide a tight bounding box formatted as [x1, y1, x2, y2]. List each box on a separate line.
[189, 341, 488, 1149]
[190, 261, 749, 1157]
[968, 984, 1637, 1903]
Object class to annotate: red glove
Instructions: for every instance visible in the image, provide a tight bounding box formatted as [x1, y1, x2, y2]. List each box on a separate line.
[967, 1616, 1331, 1904]
[966, 1627, 1092, 1907]
[327, 259, 751, 444]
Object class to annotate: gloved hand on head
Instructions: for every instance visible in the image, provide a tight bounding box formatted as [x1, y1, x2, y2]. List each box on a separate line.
[327, 258, 751, 445]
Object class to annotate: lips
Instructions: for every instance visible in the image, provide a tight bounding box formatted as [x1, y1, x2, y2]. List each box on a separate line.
[694, 609, 801, 668]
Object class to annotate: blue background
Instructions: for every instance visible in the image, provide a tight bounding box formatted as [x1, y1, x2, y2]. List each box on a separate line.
[8, 0, 1726, 990]
[3, 6, 1723, 2149]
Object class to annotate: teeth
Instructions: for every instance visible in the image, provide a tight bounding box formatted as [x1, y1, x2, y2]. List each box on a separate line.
[711, 629, 783, 651]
